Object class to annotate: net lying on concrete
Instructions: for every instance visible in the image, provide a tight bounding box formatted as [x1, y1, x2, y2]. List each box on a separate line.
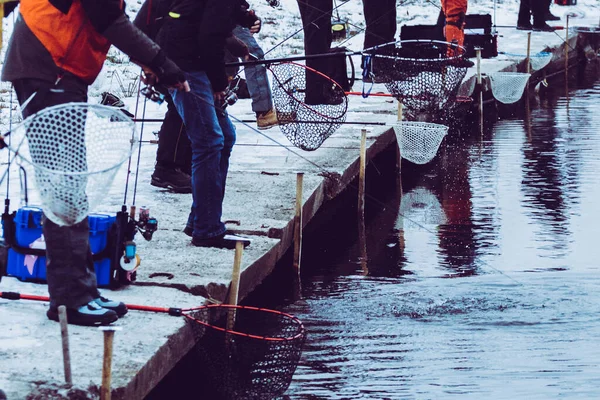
[488, 72, 531, 104]
[6, 103, 135, 226]
[393, 121, 449, 165]
[270, 62, 348, 151]
[186, 304, 306, 400]
[363, 40, 470, 114]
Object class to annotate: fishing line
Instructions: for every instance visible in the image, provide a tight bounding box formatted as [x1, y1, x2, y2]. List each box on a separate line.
[122, 71, 144, 205]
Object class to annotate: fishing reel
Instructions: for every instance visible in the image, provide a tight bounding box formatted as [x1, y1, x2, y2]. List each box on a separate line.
[135, 206, 158, 241]
[220, 76, 242, 112]
[141, 86, 166, 105]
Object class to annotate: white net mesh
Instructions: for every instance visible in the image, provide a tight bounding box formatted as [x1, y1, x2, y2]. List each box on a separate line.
[529, 52, 553, 71]
[488, 72, 531, 104]
[7, 103, 135, 226]
[396, 186, 447, 230]
[393, 121, 449, 165]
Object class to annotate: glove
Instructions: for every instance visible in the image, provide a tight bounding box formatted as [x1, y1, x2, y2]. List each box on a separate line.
[225, 35, 249, 58]
[148, 50, 186, 87]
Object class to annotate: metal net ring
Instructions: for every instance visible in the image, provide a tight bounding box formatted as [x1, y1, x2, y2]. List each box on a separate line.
[393, 121, 449, 165]
[269, 62, 348, 151]
[7, 103, 135, 226]
[186, 304, 306, 400]
[362, 40, 470, 113]
[488, 72, 531, 105]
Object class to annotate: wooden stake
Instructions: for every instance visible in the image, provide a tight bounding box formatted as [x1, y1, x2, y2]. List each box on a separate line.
[397, 100, 403, 122]
[58, 306, 72, 386]
[292, 173, 304, 275]
[476, 48, 484, 133]
[565, 15, 570, 72]
[100, 327, 120, 400]
[226, 241, 244, 330]
[358, 129, 368, 275]
[526, 32, 532, 74]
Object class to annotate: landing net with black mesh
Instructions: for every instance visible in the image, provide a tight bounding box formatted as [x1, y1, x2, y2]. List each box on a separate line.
[185, 304, 306, 400]
[363, 40, 470, 114]
[269, 62, 348, 151]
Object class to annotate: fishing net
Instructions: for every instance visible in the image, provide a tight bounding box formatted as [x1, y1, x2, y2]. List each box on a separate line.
[393, 121, 449, 165]
[6, 103, 135, 226]
[396, 186, 447, 230]
[362, 40, 470, 114]
[186, 304, 306, 400]
[488, 72, 531, 104]
[503, 51, 553, 71]
[269, 62, 348, 151]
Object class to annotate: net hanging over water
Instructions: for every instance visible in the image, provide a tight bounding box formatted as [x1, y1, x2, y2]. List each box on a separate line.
[270, 62, 348, 151]
[488, 72, 531, 104]
[7, 103, 135, 226]
[393, 121, 449, 165]
[363, 40, 470, 114]
[186, 304, 306, 400]
[503, 51, 553, 71]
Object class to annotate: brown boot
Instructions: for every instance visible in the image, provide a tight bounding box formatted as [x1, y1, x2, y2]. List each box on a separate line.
[256, 108, 279, 130]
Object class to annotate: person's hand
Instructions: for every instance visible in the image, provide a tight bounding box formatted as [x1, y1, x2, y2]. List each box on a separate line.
[248, 10, 261, 34]
[147, 50, 190, 92]
[141, 67, 158, 86]
[213, 90, 227, 106]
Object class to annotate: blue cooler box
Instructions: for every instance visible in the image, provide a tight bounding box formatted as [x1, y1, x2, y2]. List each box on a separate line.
[5, 206, 116, 287]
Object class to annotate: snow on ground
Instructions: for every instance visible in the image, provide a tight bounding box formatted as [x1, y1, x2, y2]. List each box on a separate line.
[0, 0, 598, 216]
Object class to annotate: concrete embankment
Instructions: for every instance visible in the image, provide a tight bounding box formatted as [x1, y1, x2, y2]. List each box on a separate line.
[1, 19, 598, 399]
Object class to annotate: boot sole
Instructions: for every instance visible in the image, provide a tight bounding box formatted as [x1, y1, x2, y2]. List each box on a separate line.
[151, 178, 192, 194]
[47, 309, 118, 326]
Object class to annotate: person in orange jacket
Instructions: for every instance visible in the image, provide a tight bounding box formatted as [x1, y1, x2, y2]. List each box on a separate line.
[440, 0, 467, 47]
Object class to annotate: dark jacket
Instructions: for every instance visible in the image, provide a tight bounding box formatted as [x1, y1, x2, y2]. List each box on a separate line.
[2, 0, 162, 85]
[142, 0, 255, 92]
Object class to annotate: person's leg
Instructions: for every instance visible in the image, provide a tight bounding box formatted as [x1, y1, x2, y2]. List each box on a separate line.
[232, 26, 272, 114]
[152, 92, 193, 192]
[532, 0, 552, 30]
[441, 0, 468, 47]
[12, 78, 119, 325]
[363, 0, 397, 50]
[517, 0, 533, 28]
[170, 71, 229, 240]
[297, 0, 333, 104]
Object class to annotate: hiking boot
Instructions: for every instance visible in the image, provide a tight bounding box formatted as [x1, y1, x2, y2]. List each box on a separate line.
[545, 12, 560, 21]
[151, 165, 192, 193]
[517, 23, 533, 31]
[533, 23, 556, 32]
[256, 108, 279, 130]
[191, 233, 251, 249]
[93, 296, 128, 317]
[47, 301, 118, 326]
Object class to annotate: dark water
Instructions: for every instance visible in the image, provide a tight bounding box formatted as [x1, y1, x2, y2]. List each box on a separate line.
[280, 63, 600, 399]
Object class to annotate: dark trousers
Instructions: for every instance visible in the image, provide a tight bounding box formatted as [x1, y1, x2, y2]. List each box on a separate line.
[297, 0, 333, 103]
[518, 0, 546, 26]
[12, 78, 100, 309]
[362, 0, 397, 50]
[155, 92, 192, 174]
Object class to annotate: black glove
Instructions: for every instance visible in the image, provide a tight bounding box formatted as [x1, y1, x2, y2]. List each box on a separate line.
[148, 50, 186, 87]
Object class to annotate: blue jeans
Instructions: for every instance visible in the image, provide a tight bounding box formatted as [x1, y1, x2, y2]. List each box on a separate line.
[233, 26, 273, 113]
[170, 71, 236, 240]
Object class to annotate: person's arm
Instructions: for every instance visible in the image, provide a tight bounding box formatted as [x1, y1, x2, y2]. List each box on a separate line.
[81, 0, 186, 87]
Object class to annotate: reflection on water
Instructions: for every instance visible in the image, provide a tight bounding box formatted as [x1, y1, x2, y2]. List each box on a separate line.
[283, 64, 600, 399]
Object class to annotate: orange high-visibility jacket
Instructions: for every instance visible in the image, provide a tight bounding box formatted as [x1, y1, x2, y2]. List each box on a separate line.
[19, 0, 113, 82]
[441, 0, 468, 46]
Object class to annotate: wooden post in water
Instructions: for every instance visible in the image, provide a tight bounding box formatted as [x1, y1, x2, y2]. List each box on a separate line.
[58, 306, 72, 386]
[476, 48, 483, 134]
[100, 327, 120, 400]
[565, 15, 570, 72]
[526, 32, 532, 74]
[226, 241, 244, 330]
[358, 129, 368, 275]
[292, 172, 304, 298]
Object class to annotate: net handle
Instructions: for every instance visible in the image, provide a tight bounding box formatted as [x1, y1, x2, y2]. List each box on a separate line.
[183, 304, 306, 342]
[269, 61, 348, 121]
